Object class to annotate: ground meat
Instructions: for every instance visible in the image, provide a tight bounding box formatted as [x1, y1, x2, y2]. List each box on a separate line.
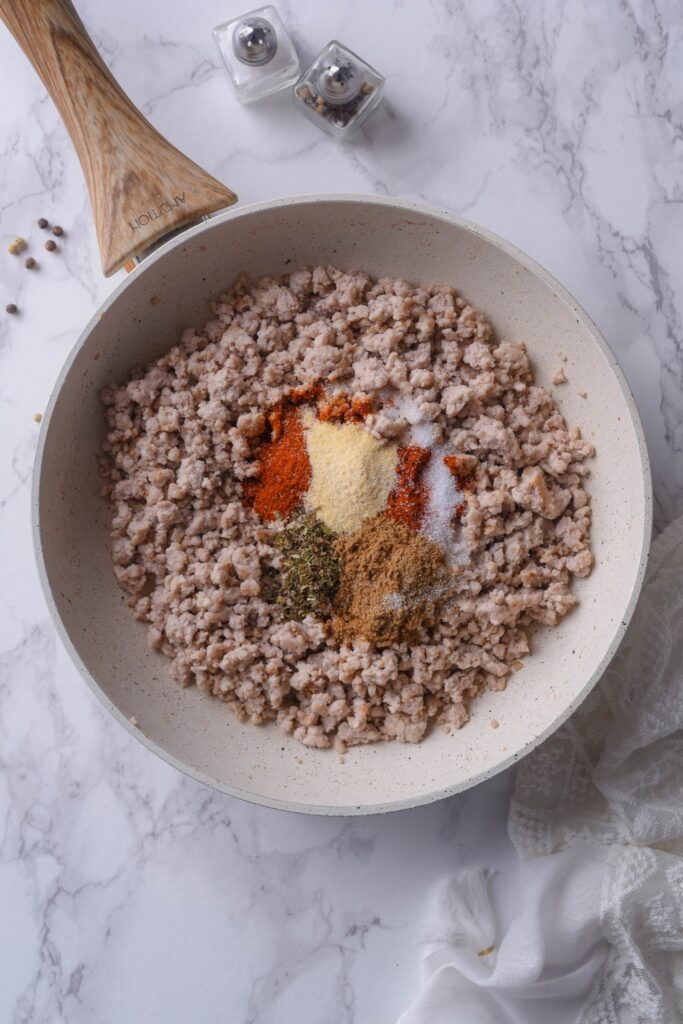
[100, 267, 594, 751]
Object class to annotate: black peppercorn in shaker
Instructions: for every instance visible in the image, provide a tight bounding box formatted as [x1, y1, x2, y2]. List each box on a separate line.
[294, 41, 385, 140]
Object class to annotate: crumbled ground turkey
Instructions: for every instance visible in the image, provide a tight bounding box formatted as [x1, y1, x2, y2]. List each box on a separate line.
[100, 267, 594, 751]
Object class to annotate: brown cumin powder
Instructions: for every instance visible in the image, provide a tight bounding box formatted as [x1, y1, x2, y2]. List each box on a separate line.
[331, 515, 451, 646]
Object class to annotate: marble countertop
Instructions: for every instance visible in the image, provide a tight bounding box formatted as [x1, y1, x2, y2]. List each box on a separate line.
[1, 1, 680, 1020]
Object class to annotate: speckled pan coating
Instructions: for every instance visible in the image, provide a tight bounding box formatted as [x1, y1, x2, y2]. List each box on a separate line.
[32, 195, 652, 815]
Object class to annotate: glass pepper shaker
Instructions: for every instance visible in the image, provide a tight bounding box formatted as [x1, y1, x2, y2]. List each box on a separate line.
[293, 40, 385, 140]
[213, 5, 300, 104]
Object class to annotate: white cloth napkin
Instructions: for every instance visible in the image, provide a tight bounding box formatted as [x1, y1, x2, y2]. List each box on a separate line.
[399, 517, 683, 1024]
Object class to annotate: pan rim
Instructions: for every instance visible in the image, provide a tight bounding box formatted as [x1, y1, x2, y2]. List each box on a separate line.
[31, 192, 653, 815]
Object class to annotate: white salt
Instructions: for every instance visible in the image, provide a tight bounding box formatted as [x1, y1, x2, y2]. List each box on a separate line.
[383, 580, 457, 613]
[384, 393, 436, 447]
[379, 390, 469, 562]
[422, 446, 468, 562]
[403, 398, 436, 447]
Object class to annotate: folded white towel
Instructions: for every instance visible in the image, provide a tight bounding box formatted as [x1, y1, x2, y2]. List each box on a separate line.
[399, 849, 607, 1024]
[400, 517, 683, 1024]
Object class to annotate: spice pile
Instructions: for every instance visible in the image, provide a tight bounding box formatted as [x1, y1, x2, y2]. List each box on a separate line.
[304, 411, 397, 535]
[273, 512, 341, 621]
[243, 382, 474, 642]
[101, 265, 595, 751]
[332, 515, 450, 646]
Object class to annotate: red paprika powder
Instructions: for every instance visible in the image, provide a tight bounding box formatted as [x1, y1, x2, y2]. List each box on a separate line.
[245, 406, 311, 521]
[443, 455, 477, 493]
[384, 445, 432, 531]
[318, 393, 375, 424]
[443, 454, 477, 520]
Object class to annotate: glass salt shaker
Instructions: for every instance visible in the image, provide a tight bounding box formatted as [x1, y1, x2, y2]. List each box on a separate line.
[293, 40, 385, 140]
[213, 5, 300, 103]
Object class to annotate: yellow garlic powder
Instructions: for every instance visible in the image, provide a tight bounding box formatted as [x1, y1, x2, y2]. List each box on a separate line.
[303, 411, 398, 534]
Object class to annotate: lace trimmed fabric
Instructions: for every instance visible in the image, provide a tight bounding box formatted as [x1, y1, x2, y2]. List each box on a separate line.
[510, 516, 683, 1024]
[399, 517, 683, 1024]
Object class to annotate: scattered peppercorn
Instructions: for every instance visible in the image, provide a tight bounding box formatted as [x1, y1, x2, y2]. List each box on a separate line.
[8, 236, 27, 255]
[45, 239, 57, 252]
[24, 256, 36, 269]
[37, 217, 49, 229]
[33, 412, 43, 423]
[52, 225, 64, 237]
[5, 303, 18, 314]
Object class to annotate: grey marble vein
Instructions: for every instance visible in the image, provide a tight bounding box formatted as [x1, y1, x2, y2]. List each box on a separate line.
[0, 0, 681, 1020]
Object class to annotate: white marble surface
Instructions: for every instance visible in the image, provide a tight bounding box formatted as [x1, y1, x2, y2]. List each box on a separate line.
[0, 0, 681, 1020]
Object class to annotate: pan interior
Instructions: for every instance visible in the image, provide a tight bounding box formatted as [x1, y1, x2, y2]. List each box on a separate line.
[34, 197, 650, 813]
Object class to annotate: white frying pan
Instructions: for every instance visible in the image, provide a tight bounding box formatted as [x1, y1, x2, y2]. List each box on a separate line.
[3, 0, 652, 814]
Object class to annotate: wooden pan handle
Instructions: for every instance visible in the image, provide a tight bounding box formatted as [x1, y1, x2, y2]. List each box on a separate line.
[0, 0, 237, 275]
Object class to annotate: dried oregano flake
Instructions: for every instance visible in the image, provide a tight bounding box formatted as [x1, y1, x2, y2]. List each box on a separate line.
[273, 511, 341, 621]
